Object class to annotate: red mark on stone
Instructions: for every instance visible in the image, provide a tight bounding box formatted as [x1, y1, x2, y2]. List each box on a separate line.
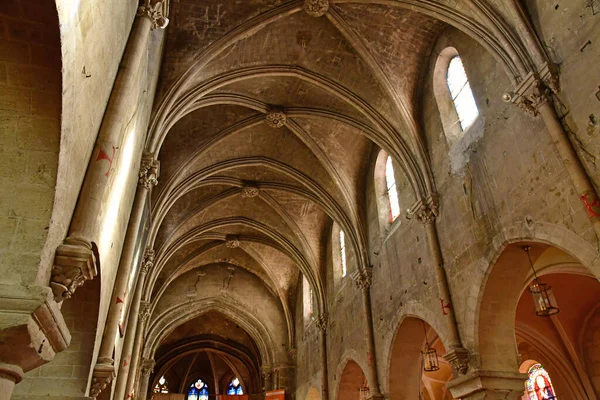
[367, 351, 373, 367]
[123, 357, 129, 367]
[581, 192, 600, 219]
[96, 145, 116, 177]
[440, 299, 451, 316]
[116, 296, 124, 304]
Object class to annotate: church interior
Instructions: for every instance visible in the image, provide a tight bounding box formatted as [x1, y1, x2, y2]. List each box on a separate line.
[0, 0, 599, 399]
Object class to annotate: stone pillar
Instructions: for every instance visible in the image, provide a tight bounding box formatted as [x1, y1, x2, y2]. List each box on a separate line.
[113, 252, 153, 400]
[316, 314, 329, 400]
[0, 285, 70, 400]
[137, 358, 155, 400]
[49, 0, 168, 303]
[91, 155, 159, 398]
[351, 268, 383, 400]
[407, 196, 470, 376]
[505, 68, 600, 238]
[447, 370, 527, 400]
[125, 300, 152, 399]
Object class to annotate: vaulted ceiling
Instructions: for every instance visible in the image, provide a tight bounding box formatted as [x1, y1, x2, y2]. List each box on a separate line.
[142, 0, 497, 384]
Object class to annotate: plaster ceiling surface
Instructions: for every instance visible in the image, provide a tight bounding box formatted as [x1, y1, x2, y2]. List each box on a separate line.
[147, 0, 452, 374]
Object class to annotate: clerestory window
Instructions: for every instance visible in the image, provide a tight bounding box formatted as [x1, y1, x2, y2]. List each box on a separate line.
[446, 55, 479, 131]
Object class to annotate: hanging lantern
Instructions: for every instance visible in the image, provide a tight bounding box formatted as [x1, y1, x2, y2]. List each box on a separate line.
[523, 246, 559, 317]
[421, 321, 440, 372]
[358, 378, 369, 400]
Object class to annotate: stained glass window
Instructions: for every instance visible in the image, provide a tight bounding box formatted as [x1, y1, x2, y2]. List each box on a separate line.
[339, 230, 347, 277]
[153, 375, 169, 393]
[526, 364, 557, 400]
[447, 56, 479, 130]
[385, 156, 400, 221]
[227, 377, 244, 395]
[187, 379, 209, 400]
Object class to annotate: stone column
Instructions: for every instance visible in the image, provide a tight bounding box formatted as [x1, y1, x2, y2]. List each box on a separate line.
[447, 370, 527, 400]
[125, 300, 152, 399]
[113, 252, 153, 400]
[407, 196, 470, 376]
[505, 69, 600, 238]
[49, 0, 168, 303]
[91, 155, 159, 398]
[351, 268, 383, 400]
[137, 358, 155, 400]
[316, 314, 329, 400]
[0, 364, 21, 400]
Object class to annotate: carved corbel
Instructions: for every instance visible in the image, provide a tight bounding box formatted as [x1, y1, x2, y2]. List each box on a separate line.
[407, 195, 439, 225]
[90, 363, 116, 399]
[503, 62, 559, 117]
[139, 153, 160, 190]
[137, 0, 169, 29]
[351, 267, 372, 291]
[50, 237, 97, 302]
[141, 358, 155, 377]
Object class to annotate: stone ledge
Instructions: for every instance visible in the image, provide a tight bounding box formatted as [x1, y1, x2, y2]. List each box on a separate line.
[0, 283, 71, 374]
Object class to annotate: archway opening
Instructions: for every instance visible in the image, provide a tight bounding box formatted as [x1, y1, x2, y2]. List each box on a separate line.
[389, 317, 452, 400]
[337, 360, 368, 400]
[479, 243, 600, 399]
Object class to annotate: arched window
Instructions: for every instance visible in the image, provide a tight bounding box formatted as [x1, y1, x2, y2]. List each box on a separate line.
[153, 375, 169, 393]
[188, 379, 209, 400]
[227, 377, 244, 395]
[339, 230, 347, 277]
[526, 364, 557, 400]
[446, 55, 478, 131]
[385, 156, 400, 221]
[303, 276, 313, 321]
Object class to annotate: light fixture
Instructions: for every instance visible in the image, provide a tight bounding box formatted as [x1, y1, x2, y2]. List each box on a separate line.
[421, 321, 439, 372]
[523, 246, 559, 317]
[358, 378, 369, 400]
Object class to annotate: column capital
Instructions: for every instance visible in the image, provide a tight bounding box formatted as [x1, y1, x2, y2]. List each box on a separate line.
[50, 237, 98, 302]
[503, 62, 559, 117]
[141, 248, 155, 274]
[316, 313, 328, 332]
[407, 195, 439, 225]
[351, 267, 372, 291]
[137, 1, 169, 30]
[304, 0, 329, 17]
[447, 370, 528, 400]
[139, 301, 151, 322]
[141, 358, 155, 377]
[139, 153, 160, 189]
[443, 347, 470, 376]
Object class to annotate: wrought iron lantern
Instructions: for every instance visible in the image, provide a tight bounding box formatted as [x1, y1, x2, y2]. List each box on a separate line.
[524, 246, 559, 317]
[358, 378, 369, 400]
[421, 321, 440, 372]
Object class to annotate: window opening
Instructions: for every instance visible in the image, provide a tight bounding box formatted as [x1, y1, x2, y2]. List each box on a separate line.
[526, 364, 557, 400]
[385, 156, 400, 221]
[188, 379, 209, 400]
[339, 230, 347, 277]
[447, 56, 479, 130]
[227, 377, 244, 395]
[153, 375, 169, 393]
[303, 276, 313, 320]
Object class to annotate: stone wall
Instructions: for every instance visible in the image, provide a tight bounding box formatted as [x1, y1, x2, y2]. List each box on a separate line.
[0, 0, 61, 286]
[294, 10, 599, 400]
